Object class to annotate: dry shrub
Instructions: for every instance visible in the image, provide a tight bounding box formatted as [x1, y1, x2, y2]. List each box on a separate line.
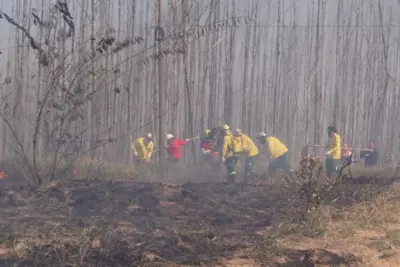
[347, 163, 398, 179]
[0, 157, 39, 178]
[283, 155, 400, 238]
[41, 157, 138, 181]
[286, 156, 335, 231]
[69, 158, 137, 180]
[0, 157, 38, 189]
[368, 230, 400, 254]
[249, 235, 281, 264]
[0, 156, 150, 186]
[284, 155, 377, 237]
[52, 157, 166, 181]
[329, 184, 400, 236]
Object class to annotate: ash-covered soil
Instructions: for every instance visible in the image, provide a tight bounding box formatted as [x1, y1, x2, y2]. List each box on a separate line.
[0, 177, 294, 266]
[0, 172, 398, 266]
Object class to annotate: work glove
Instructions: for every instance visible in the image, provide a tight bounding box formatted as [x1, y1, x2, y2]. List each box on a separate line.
[222, 157, 226, 163]
[325, 152, 330, 156]
[133, 151, 138, 157]
[185, 139, 190, 142]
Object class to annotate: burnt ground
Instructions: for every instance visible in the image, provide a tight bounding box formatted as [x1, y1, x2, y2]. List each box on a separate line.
[0, 171, 398, 266]
[0, 177, 294, 266]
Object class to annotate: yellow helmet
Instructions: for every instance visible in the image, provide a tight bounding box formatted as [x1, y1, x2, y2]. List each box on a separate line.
[204, 129, 211, 136]
[221, 124, 230, 130]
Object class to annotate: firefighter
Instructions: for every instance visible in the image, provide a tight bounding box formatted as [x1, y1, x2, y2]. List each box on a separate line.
[360, 139, 379, 168]
[257, 132, 291, 175]
[325, 126, 341, 178]
[200, 129, 212, 156]
[234, 129, 260, 178]
[200, 129, 220, 172]
[341, 143, 353, 164]
[201, 129, 212, 144]
[131, 133, 154, 164]
[165, 134, 190, 162]
[221, 124, 242, 182]
[211, 124, 228, 155]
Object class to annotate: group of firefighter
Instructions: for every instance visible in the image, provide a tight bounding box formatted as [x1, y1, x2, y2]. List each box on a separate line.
[131, 124, 383, 181]
[197, 125, 292, 182]
[132, 124, 291, 182]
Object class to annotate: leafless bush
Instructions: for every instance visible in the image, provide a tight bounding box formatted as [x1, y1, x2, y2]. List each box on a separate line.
[0, 3, 151, 185]
[281, 156, 349, 236]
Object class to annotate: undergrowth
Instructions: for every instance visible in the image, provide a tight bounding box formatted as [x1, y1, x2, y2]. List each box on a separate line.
[0, 155, 399, 266]
[0, 156, 158, 183]
[250, 156, 400, 265]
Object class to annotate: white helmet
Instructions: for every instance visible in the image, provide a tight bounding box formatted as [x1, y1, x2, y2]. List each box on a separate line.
[166, 134, 174, 141]
[258, 132, 267, 137]
[235, 128, 243, 135]
[146, 133, 153, 139]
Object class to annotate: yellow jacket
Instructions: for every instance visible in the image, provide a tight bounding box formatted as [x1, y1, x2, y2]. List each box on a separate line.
[131, 137, 153, 160]
[237, 134, 259, 157]
[265, 136, 288, 160]
[222, 131, 243, 158]
[327, 133, 341, 160]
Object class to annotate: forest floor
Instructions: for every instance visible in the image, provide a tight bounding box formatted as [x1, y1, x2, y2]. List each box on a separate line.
[0, 162, 399, 266]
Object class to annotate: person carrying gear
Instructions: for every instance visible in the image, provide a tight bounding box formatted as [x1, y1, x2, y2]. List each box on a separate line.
[234, 129, 260, 178]
[360, 139, 379, 168]
[203, 129, 211, 138]
[200, 129, 220, 172]
[200, 129, 217, 155]
[326, 126, 341, 178]
[213, 124, 229, 154]
[221, 126, 243, 182]
[221, 124, 230, 130]
[209, 127, 220, 142]
[131, 133, 154, 164]
[208, 127, 219, 151]
[165, 134, 190, 162]
[257, 132, 291, 175]
[341, 143, 352, 164]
